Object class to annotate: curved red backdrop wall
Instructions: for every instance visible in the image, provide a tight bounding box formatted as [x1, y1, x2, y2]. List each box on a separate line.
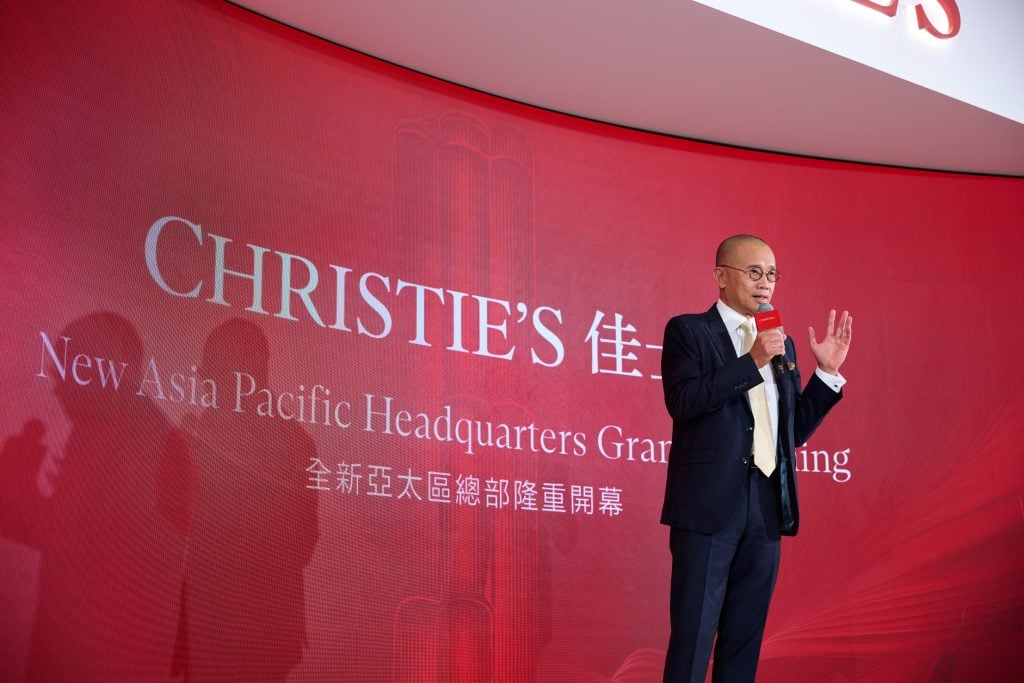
[1, 1, 1022, 681]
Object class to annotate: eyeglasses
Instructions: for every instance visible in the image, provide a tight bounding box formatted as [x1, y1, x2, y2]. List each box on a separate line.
[717, 264, 780, 282]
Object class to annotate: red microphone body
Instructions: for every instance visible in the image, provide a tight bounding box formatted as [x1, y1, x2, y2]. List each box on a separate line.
[755, 303, 786, 377]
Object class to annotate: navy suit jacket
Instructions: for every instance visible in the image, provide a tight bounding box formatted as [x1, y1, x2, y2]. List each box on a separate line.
[660, 305, 842, 537]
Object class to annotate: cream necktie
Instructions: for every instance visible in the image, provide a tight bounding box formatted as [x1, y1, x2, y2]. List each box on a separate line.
[741, 320, 776, 477]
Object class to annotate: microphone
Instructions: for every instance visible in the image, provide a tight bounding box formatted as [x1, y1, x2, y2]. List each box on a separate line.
[755, 303, 786, 378]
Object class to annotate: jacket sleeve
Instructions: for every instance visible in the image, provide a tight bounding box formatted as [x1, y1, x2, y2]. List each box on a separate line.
[793, 370, 843, 446]
[661, 315, 764, 424]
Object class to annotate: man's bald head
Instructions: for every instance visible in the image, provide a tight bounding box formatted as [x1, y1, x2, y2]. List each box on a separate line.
[716, 234, 769, 266]
[713, 234, 776, 316]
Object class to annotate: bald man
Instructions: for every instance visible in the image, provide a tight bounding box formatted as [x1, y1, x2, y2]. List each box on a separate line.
[660, 234, 852, 682]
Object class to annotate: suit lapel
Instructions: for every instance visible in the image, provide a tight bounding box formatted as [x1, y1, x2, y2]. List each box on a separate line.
[702, 305, 736, 364]
[702, 305, 753, 412]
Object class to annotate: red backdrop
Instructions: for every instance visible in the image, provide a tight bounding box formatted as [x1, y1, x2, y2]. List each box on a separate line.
[1, 1, 1022, 681]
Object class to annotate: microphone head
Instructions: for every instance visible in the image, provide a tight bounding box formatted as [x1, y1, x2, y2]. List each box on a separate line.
[757, 302, 774, 313]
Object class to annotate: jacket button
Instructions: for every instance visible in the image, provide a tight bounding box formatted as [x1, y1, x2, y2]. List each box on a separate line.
[745, 426, 753, 433]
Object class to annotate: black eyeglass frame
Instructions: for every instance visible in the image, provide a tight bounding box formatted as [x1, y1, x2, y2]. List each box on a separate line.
[716, 264, 781, 282]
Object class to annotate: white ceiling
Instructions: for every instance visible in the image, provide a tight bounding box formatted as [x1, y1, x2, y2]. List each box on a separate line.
[232, 0, 1024, 177]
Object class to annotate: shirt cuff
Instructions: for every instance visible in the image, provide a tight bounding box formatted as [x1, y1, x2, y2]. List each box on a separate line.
[815, 367, 846, 393]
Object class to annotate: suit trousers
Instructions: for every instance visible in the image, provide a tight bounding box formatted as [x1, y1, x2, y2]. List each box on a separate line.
[664, 468, 781, 683]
